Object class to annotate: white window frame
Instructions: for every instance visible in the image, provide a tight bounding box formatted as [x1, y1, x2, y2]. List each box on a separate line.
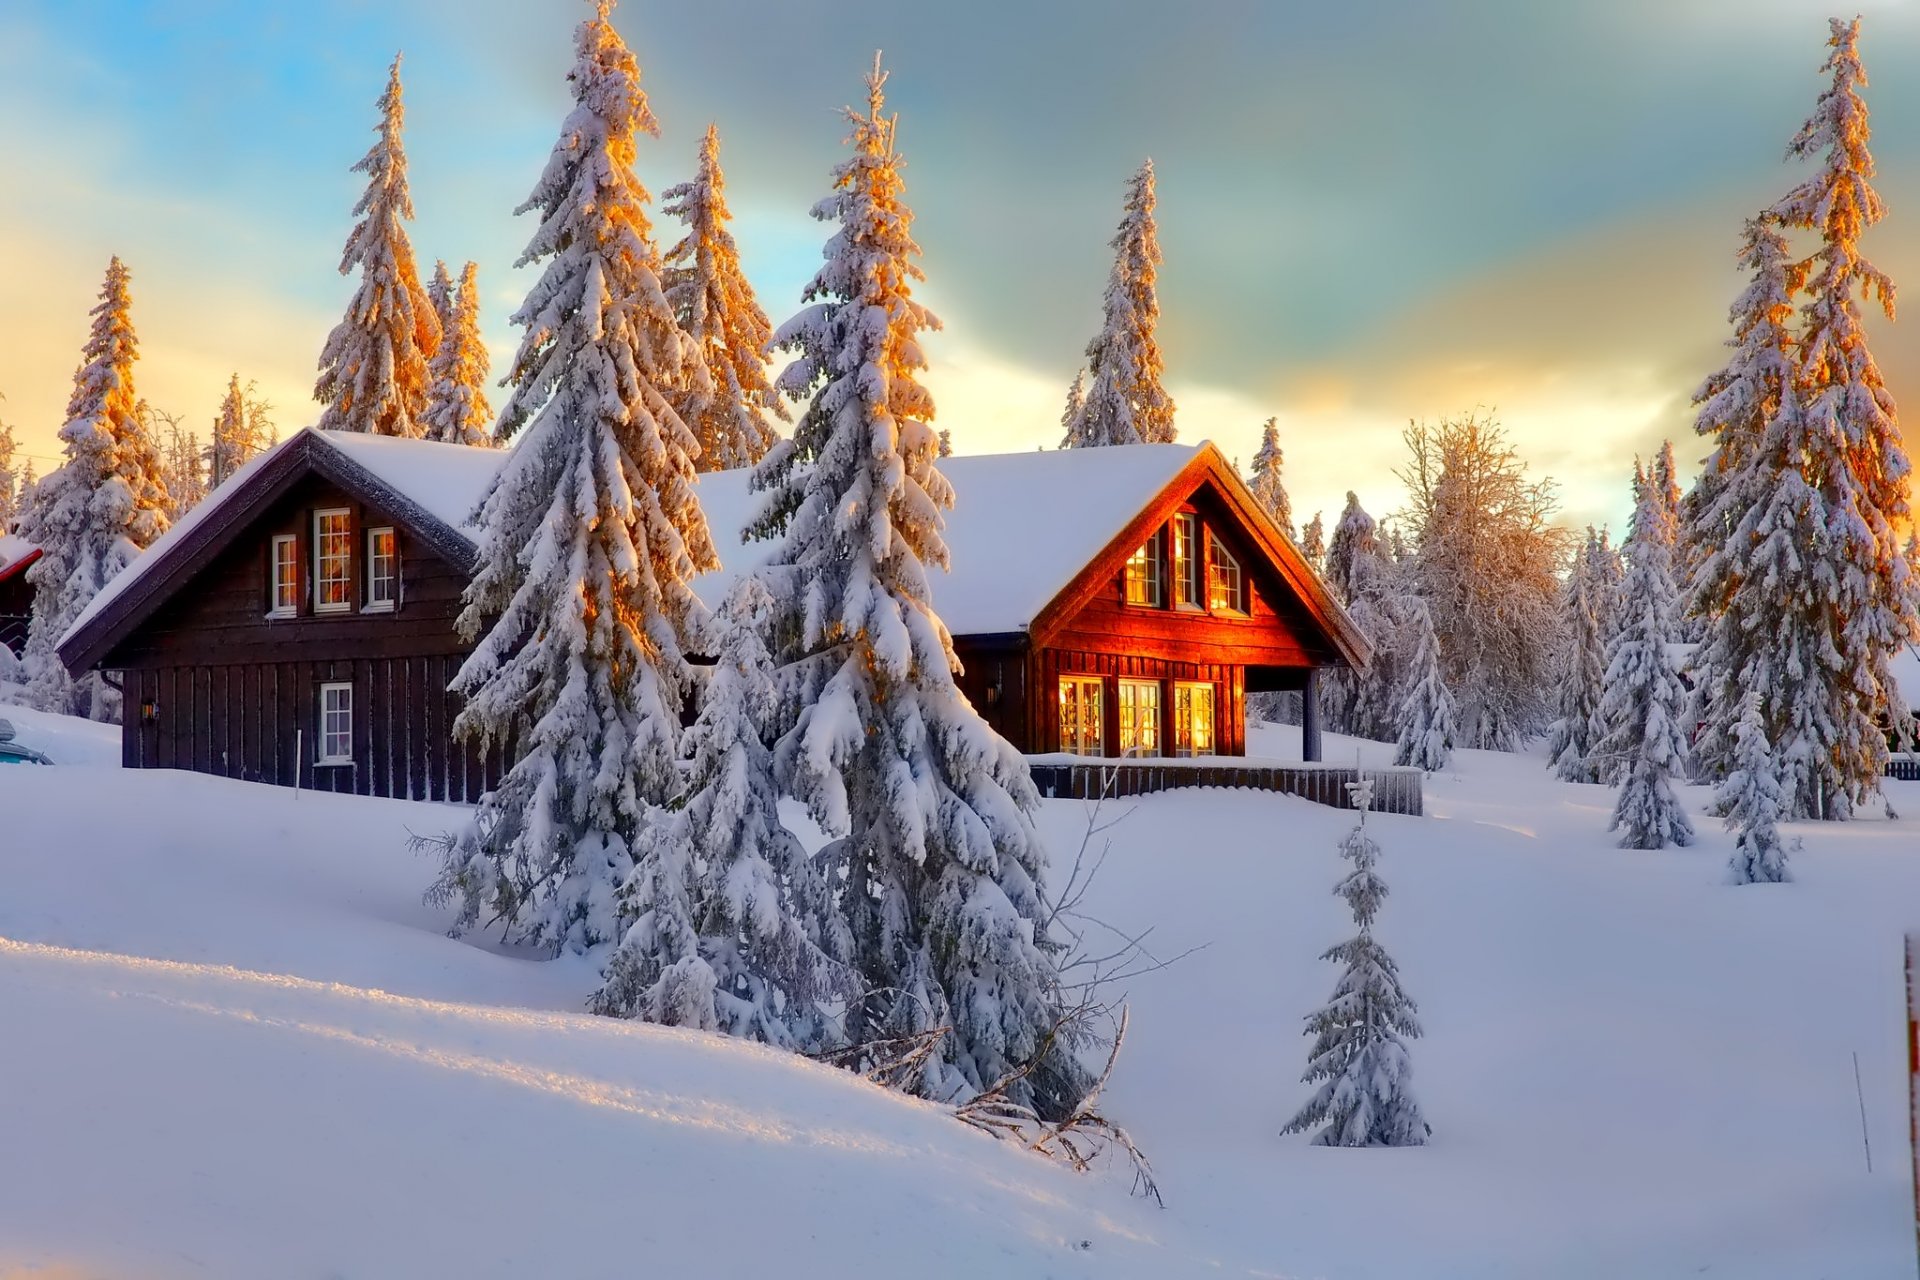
[267, 534, 299, 618]
[1173, 681, 1216, 758]
[317, 682, 353, 765]
[363, 526, 398, 613]
[1058, 675, 1105, 756]
[1208, 536, 1247, 615]
[1123, 529, 1165, 608]
[1172, 512, 1203, 610]
[1118, 678, 1162, 757]
[313, 508, 353, 614]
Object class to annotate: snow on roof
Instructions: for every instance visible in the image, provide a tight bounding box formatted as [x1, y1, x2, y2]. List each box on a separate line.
[0, 533, 38, 579]
[317, 430, 501, 536]
[691, 443, 1200, 634]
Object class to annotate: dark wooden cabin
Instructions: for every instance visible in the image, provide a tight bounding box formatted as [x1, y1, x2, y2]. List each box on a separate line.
[61, 432, 1367, 799]
[0, 535, 40, 655]
[57, 431, 506, 800]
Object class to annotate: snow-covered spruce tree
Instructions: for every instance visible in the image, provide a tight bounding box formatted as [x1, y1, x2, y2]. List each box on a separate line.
[1321, 492, 1404, 740]
[750, 55, 1091, 1119]
[0, 412, 19, 532]
[429, 1, 716, 955]
[426, 258, 454, 335]
[1299, 511, 1326, 574]
[1545, 527, 1610, 783]
[1247, 417, 1293, 540]
[1685, 215, 1803, 786]
[314, 54, 441, 438]
[1067, 160, 1175, 447]
[595, 576, 849, 1045]
[1057, 368, 1087, 448]
[21, 257, 170, 720]
[662, 124, 785, 471]
[1594, 466, 1695, 848]
[203, 374, 273, 488]
[422, 262, 495, 447]
[1398, 415, 1569, 751]
[1393, 597, 1454, 772]
[1283, 777, 1429, 1147]
[1722, 691, 1791, 885]
[1764, 15, 1920, 815]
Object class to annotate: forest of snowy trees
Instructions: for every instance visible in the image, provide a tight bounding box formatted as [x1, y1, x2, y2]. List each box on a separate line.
[2, 2, 1918, 1186]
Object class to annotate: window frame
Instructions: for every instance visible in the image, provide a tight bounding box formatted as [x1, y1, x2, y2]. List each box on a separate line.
[1058, 675, 1105, 756]
[363, 525, 398, 613]
[1173, 681, 1217, 758]
[316, 681, 353, 765]
[1117, 678, 1162, 757]
[267, 534, 299, 618]
[1172, 512, 1204, 610]
[313, 508, 354, 615]
[1123, 528, 1165, 608]
[1208, 534, 1247, 615]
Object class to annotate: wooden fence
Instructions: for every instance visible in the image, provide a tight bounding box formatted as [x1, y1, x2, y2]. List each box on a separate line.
[1890, 755, 1920, 782]
[1026, 759, 1424, 817]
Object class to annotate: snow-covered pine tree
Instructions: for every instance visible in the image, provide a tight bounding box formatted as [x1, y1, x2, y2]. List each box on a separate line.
[0, 412, 18, 532]
[662, 124, 784, 471]
[595, 576, 849, 1046]
[937, 427, 952, 457]
[1722, 690, 1791, 885]
[750, 55, 1090, 1119]
[1283, 776, 1429, 1147]
[1594, 465, 1695, 848]
[1393, 596, 1454, 772]
[1324, 492, 1380, 606]
[21, 257, 170, 720]
[1764, 15, 1920, 815]
[1545, 527, 1610, 783]
[1247, 417, 1293, 540]
[1321, 492, 1403, 740]
[421, 262, 494, 447]
[1057, 368, 1087, 448]
[429, 0, 716, 956]
[314, 54, 441, 438]
[1686, 215, 1802, 787]
[1067, 160, 1175, 447]
[427, 258, 454, 336]
[1299, 511, 1326, 574]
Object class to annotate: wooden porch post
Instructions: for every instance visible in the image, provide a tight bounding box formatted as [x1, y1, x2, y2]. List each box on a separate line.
[1302, 668, 1323, 762]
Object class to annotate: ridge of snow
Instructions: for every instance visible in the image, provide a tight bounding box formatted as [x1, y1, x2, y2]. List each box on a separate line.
[0, 533, 38, 578]
[316, 429, 501, 535]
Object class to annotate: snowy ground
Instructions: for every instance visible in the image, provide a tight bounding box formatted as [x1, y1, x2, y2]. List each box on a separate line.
[2, 704, 1918, 1278]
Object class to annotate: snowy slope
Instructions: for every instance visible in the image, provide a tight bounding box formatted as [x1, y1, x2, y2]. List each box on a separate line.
[4, 717, 1920, 1277]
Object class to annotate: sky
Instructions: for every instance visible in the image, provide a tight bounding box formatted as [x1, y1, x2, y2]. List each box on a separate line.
[2, 0, 1918, 536]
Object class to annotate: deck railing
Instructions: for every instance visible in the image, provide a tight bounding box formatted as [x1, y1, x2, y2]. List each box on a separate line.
[1891, 755, 1920, 783]
[1026, 757, 1424, 816]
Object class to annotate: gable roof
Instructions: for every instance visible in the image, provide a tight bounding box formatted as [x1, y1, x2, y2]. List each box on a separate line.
[58, 429, 497, 673]
[59, 429, 1366, 675]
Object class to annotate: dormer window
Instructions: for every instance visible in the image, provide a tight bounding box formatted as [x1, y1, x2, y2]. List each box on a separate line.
[314, 509, 353, 613]
[268, 535, 298, 618]
[365, 527, 398, 612]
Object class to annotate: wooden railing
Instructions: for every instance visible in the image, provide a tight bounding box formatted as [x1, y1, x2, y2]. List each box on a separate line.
[1891, 755, 1920, 782]
[1026, 758, 1424, 816]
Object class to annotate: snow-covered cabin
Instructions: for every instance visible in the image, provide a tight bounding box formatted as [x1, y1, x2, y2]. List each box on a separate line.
[56, 429, 1367, 799]
[0, 534, 41, 655]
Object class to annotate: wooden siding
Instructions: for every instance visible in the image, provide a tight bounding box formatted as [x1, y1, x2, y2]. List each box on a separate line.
[1026, 760, 1424, 816]
[103, 472, 496, 802]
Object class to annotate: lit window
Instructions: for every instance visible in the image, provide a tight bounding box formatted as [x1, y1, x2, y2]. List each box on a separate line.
[365, 527, 398, 612]
[314, 509, 352, 613]
[1174, 682, 1216, 757]
[1124, 530, 1164, 607]
[1173, 513, 1203, 608]
[318, 682, 353, 764]
[1058, 676, 1104, 755]
[1209, 539, 1246, 613]
[1118, 679, 1161, 756]
[268, 535, 298, 617]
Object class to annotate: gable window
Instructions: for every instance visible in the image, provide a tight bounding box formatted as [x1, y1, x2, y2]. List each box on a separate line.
[317, 682, 353, 764]
[1173, 682, 1216, 757]
[1118, 678, 1161, 756]
[1123, 529, 1164, 607]
[1172, 512, 1203, 609]
[1058, 675, 1104, 756]
[268, 535, 299, 618]
[314, 509, 353, 613]
[1209, 537, 1247, 614]
[365, 527, 398, 612]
